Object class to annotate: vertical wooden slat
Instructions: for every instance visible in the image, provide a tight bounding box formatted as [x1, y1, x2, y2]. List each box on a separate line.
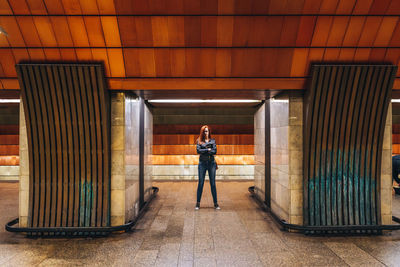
[46, 66, 61, 227]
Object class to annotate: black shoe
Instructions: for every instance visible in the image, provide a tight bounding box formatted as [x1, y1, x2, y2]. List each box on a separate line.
[195, 202, 200, 210]
[214, 203, 220, 210]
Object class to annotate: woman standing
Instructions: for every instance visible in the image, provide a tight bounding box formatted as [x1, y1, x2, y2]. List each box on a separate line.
[195, 125, 220, 210]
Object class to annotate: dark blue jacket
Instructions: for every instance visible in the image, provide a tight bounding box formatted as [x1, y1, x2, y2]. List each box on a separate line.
[197, 139, 217, 161]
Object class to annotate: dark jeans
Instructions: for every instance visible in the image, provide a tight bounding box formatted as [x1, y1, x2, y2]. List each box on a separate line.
[197, 160, 218, 204]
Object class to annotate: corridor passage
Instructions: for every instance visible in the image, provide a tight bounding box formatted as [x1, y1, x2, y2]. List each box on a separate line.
[1, 181, 400, 266]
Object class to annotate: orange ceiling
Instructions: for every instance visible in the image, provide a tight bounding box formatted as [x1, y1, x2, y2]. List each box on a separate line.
[1, 0, 400, 92]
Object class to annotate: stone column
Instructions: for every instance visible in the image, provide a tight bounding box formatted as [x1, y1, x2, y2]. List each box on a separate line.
[381, 104, 392, 225]
[19, 100, 29, 227]
[270, 93, 303, 225]
[110, 93, 126, 226]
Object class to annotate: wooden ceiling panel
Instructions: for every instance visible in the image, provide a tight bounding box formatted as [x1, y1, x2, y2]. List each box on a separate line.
[79, 0, 99, 14]
[161, 0, 184, 14]
[268, 0, 287, 14]
[101, 17, 121, 47]
[123, 48, 140, 76]
[215, 49, 232, 76]
[261, 48, 279, 76]
[151, 17, 169, 46]
[183, 0, 201, 14]
[0, 17, 25, 46]
[387, 0, 400, 15]
[84, 17, 106, 47]
[232, 16, 251, 46]
[342, 17, 366, 46]
[230, 48, 246, 76]
[337, 48, 355, 62]
[170, 49, 186, 76]
[167, 17, 185, 46]
[200, 48, 216, 76]
[27, 48, 45, 60]
[96, 0, 116, 14]
[43, 0, 65, 14]
[286, 0, 305, 14]
[59, 48, 76, 60]
[61, 0, 82, 14]
[352, 0, 374, 14]
[0, 49, 16, 76]
[307, 48, 325, 64]
[262, 17, 285, 46]
[91, 48, 110, 75]
[12, 48, 30, 65]
[368, 0, 391, 14]
[311, 16, 334, 46]
[50, 17, 74, 46]
[67, 17, 90, 46]
[250, 0, 270, 14]
[16, 17, 42, 46]
[291, 48, 309, 76]
[276, 48, 294, 76]
[354, 48, 371, 61]
[280, 16, 301, 46]
[0, 1, 13, 14]
[218, 0, 235, 14]
[302, 0, 322, 13]
[184, 48, 200, 76]
[75, 48, 93, 61]
[323, 48, 340, 61]
[201, 0, 218, 14]
[296, 16, 317, 46]
[217, 16, 234, 46]
[154, 48, 171, 76]
[8, 0, 30, 14]
[384, 48, 400, 65]
[33, 17, 58, 46]
[374, 17, 398, 46]
[247, 17, 269, 46]
[25, 0, 47, 14]
[335, 0, 356, 14]
[117, 17, 137, 46]
[201, 16, 217, 46]
[319, 0, 339, 14]
[107, 48, 125, 77]
[44, 48, 62, 60]
[358, 17, 383, 46]
[326, 17, 350, 46]
[138, 49, 156, 76]
[389, 22, 400, 46]
[135, 17, 153, 46]
[368, 48, 386, 61]
[184, 16, 201, 46]
[0, 33, 8, 47]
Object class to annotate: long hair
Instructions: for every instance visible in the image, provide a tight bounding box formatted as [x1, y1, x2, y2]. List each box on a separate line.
[196, 125, 212, 144]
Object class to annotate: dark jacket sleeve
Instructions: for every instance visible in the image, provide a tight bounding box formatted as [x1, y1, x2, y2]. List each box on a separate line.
[209, 139, 217, 155]
[197, 143, 209, 154]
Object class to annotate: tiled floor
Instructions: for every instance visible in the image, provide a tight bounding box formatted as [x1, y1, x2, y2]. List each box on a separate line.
[1, 181, 400, 266]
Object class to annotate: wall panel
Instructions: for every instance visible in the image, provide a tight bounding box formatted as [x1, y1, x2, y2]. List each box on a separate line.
[304, 65, 396, 226]
[17, 64, 111, 227]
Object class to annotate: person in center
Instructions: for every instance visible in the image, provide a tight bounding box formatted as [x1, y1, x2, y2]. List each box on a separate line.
[195, 125, 220, 210]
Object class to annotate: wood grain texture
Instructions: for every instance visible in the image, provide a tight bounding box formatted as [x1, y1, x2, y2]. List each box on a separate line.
[304, 65, 396, 227]
[16, 64, 111, 228]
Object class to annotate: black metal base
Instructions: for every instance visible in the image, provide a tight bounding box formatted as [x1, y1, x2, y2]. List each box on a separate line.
[5, 187, 159, 238]
[248, 186, 400, 236]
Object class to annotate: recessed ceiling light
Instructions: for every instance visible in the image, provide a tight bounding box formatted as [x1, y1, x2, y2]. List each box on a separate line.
[0, 26, 8, 37]
[0, 99, 20, 103]
[148, 99, 261, 103]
